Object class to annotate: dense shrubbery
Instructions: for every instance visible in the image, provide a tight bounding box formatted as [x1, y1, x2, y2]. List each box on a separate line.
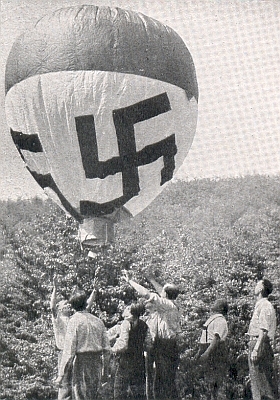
[0, 175, 279, 399]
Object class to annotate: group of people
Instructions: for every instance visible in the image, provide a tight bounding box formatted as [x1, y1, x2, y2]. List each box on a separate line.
[51, 272, 278, 400]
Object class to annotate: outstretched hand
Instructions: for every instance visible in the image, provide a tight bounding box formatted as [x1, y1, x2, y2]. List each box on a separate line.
[144, 271, 155, 282]
[92, 266, 101, 286]
[121, 270, 132, 283]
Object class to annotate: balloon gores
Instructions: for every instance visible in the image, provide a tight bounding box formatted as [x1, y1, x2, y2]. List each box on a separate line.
[5, 5, 198, 249]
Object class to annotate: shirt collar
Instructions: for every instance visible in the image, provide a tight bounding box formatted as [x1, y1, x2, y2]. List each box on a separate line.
[255, 297, 268, 307]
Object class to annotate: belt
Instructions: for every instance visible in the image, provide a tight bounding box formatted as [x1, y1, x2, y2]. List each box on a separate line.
[249, 336, 258, 340]
[76, 350, 103, 355]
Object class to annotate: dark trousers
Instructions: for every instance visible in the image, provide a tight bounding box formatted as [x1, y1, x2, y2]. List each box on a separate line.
[146, 350, 155, 400]
[114, 359, 146, 400]
[153, 338, 179, 400]
[203, 342, 228, 400]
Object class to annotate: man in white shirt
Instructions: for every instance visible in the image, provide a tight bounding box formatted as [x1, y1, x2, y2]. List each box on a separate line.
[194, 299, 229, 400]
[54, 290, 111, 400]
[247, 278, 277, 400]
[124, 272, 181, 400]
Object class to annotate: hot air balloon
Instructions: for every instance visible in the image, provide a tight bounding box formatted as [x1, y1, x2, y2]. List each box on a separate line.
[5, 5, 198, 248]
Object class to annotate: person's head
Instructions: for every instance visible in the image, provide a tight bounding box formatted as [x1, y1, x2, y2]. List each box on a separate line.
[254, 279, 273, 298]
[212, 299, 229, 316]
[162, 283, 180, 300]
[122, 302, 145, 322]
[69, 290, 88, 311]
[130, 302, 145, 318]
[57, 300, 72, 317]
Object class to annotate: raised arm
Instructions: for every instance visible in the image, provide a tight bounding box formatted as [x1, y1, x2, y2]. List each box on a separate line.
[86, 288, 97, 312]
[50, 274, 58, 318]
[86, 266, 100, 312]
[123, 271, 150, 298]
[146, 276, 164, 295]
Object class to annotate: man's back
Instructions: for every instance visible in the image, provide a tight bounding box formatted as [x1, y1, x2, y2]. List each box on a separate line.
[67, 312, 110, 353]
[146, 293, 181, 340]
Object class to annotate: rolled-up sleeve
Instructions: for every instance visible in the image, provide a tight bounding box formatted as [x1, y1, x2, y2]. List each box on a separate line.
[112, 320, 130, 353]
[259, 305, 272, 332]
[107, 324, 121, 345]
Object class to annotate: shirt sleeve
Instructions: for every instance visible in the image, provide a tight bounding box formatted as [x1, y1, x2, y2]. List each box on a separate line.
[102, 326, 111, 352]
[58, 317, 77, 377]
[259, 305, 272, 332]
[212, 317, 228, 340]
[129, 280, 151, 298]
[148, 293, 179, 314]
[112, 320, 130, 353]
[147, 293, 169, 311]
[107, 324, 121, 345]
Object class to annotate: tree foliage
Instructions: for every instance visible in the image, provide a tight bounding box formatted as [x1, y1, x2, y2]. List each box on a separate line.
[0, 175, 279, 399]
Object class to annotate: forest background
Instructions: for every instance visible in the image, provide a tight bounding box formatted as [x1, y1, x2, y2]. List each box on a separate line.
[0, 174, 279, 400]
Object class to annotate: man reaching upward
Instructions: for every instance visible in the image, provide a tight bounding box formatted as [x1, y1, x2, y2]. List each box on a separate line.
[124, 271, 181, 400]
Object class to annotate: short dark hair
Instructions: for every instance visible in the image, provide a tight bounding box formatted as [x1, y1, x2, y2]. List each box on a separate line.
[261, 279, 273, 298]
[130, 302, 145, 318]
[70, 290, 87, 311]
[212, 299, 229, 315]
[164, 284, 180, 300]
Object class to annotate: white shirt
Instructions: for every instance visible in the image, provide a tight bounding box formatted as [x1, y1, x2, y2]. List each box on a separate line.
[52, 314, 69, 350]
[107, 322, 122, 345]
[58, 312, 110, 377]
[248, 297, 276, 340]
[145, 293, 181, 340]
[200, 313, 228, 344]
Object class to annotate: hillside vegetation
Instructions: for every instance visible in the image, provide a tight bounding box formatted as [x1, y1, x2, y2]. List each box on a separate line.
[0, 175, 279, 399]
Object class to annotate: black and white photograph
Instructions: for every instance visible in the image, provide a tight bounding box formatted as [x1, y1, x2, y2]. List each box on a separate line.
[0, 1, 279, 399]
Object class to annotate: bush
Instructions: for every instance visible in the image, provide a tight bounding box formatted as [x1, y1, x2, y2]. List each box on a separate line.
[0, 175, 279, 399]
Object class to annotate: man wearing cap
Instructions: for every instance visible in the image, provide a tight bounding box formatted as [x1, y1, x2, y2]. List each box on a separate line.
[123, 272, 181, 400]
[194, 299, 229, 400]
[247, 278, 277, 400]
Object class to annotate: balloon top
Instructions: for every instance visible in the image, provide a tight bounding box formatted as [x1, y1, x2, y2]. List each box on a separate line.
[5, 5, 198, 101]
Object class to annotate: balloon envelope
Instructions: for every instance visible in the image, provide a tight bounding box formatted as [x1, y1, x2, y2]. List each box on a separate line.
[5, 5, 198, 246]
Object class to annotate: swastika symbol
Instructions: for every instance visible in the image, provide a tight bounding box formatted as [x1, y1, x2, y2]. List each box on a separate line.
[10, 92, 177, 218]
[76, 92, 177, 216]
